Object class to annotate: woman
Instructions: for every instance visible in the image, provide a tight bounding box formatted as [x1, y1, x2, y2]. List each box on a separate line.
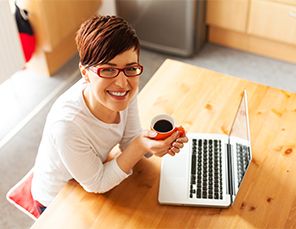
[31, 15, 188, 213]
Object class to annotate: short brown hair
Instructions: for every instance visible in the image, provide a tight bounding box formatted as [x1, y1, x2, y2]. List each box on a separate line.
[75, 15, 140, 68]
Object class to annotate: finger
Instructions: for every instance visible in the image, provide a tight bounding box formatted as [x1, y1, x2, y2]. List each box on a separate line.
[170, 146, 180, 154]
[143, 129, 158, 138]
[167, 149, 175, 156]
[158, 151, 167, 157]
[176, 136, 189, 143]
[172, 142, 184, 149]
[164, 131, 179, 145]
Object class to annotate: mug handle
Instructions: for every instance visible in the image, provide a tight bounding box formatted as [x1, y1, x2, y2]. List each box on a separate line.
[175, 126, 186, 137]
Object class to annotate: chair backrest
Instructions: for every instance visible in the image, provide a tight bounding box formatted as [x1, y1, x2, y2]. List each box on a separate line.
[6, 168, 43, 220]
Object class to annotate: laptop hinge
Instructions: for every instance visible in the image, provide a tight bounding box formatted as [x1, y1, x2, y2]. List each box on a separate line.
[226, 143, 234, 203]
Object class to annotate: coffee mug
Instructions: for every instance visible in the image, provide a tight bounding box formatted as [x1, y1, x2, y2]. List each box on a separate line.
[150, 114, 185, 140]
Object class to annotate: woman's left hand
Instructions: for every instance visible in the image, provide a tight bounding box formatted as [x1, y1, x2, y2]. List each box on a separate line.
[141, 130, 189, 157]
[167, 135, 188, 156]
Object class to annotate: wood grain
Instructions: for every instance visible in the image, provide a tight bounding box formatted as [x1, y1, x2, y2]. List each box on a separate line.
[31, 59, 296, 228]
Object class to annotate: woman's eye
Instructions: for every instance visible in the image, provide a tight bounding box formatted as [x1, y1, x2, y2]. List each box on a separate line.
[126, 67, 139, 73]
[101, 68, 116, 73]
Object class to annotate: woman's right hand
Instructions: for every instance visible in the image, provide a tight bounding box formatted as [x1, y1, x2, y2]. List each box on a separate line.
[117, 130, 188, 174]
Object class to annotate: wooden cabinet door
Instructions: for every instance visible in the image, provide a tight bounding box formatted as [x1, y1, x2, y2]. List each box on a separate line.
[206, 0, 250, 32]
[248, 0, 296, 45]
[26, 0, 102, 52]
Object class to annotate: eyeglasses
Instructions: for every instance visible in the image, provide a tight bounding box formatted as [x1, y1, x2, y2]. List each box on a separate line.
[88, 64, 143, 79]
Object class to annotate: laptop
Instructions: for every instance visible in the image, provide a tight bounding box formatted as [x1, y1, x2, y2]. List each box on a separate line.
[159, 90, 252, 207]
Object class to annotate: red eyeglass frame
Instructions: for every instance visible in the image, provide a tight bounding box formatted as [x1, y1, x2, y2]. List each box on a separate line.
[88, 64, 144, 79]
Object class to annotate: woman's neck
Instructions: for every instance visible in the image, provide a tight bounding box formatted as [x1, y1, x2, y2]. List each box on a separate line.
[83, 88, 119, 124]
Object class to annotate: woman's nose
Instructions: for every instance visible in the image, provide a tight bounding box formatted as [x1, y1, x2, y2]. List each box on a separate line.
[114, 71, 128, 88]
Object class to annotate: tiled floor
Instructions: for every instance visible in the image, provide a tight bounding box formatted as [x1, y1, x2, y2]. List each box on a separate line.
[0, 55, 81, 144]
[140, 44, 296, 93]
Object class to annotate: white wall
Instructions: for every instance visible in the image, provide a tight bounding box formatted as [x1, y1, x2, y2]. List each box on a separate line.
[99, 0, 117, 15]
[0, 0, 25, 84]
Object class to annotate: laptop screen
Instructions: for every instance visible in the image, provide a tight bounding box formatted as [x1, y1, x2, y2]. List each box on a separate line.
[228, 90, 252, 196]
[229, 90, 250, 141]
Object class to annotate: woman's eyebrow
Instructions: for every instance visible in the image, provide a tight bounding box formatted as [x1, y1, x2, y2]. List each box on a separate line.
[105, 62, 138, 66]
[103, 62, 117, 66]
[126, 62, 138, 66]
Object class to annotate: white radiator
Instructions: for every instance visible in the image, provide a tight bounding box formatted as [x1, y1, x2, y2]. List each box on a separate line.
[0, 0, 25, 84]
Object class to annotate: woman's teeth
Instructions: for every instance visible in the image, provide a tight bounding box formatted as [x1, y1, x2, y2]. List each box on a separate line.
[108, 91, 128, 96]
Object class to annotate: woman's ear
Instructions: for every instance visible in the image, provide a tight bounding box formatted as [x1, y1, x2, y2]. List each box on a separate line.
[79, 63, 90, 83]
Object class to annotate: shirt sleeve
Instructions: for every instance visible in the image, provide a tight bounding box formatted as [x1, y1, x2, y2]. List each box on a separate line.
[50, 120, 131, 194]
[119, 96, 143, 151]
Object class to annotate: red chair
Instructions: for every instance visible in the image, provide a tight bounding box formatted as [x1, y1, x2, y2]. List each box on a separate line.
[6, 169, 44, 220]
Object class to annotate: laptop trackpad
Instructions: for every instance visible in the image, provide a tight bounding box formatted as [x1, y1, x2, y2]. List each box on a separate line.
[161, 146, 188, 178]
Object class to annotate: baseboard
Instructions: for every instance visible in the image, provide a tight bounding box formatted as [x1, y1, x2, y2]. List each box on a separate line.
[208, 26, 296, 64]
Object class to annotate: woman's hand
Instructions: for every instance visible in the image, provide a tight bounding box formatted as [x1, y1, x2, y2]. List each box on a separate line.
[139, 130, 189, 157]
[117, 130, 188, 173]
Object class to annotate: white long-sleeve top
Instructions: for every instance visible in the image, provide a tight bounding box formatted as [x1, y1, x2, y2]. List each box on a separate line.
[31, 79, 142, 206]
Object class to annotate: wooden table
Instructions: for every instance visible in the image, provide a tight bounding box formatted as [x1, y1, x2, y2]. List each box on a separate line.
[31, 59, 296, 229]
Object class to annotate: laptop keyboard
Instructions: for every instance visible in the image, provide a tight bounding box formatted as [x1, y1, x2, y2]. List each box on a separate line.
[236, 143, 251, 187]
[190, 139, 223, 200]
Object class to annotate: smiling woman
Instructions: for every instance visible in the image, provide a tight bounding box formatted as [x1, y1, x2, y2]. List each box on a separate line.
[28, 15, 188, 216]
[81, 49, 141, 122]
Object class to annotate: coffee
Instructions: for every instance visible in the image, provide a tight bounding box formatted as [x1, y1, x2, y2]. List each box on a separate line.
[153, 119, 173, 133]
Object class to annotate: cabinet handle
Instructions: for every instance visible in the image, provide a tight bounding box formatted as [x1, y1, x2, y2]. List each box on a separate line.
[289, 10, 296, 18]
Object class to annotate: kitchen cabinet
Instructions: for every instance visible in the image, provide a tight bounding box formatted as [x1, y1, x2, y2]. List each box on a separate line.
[248, 0, 296, 45]
[206, 0, 249, 32]
[206, 0, 296, 64]
[24, 0, 102, 76]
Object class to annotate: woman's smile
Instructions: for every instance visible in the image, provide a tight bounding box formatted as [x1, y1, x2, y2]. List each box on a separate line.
[106, 89, 130, 100]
